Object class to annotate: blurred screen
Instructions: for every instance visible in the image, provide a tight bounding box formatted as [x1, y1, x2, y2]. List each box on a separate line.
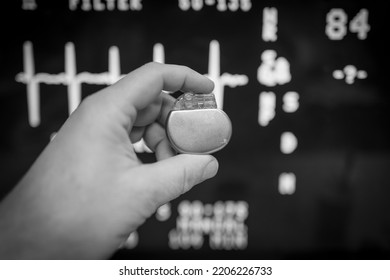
[0, 0, 389, 259]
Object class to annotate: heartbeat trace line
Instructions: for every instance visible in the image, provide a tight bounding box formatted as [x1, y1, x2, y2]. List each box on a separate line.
[16, 42, 124, 127]
[16, 40, 248, 129]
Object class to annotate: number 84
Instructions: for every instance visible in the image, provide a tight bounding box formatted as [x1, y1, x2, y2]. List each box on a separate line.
[326, 8, 370, 40]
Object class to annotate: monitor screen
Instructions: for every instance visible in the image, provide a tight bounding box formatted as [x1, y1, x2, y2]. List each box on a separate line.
[0, 0, 389, 259]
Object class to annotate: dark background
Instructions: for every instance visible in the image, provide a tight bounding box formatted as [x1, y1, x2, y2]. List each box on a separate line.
[0, 0, 389, 259]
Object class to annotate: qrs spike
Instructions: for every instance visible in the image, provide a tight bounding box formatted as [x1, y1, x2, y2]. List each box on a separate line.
[16, 41, 124, 127]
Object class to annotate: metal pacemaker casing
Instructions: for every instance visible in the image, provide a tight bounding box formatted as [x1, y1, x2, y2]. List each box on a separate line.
[166, 92, 232, 154]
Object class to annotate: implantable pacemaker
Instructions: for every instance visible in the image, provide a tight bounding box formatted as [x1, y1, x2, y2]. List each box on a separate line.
[166, 92, 232, 154]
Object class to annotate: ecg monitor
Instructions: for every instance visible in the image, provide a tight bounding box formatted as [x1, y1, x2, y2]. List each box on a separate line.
[166, 92, 232, 154]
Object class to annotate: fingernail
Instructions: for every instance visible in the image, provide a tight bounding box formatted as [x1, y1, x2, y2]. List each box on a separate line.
[202, 159, 219, 180]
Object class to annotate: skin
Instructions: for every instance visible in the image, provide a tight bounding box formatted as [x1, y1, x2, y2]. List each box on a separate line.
[0, 62, 219, 259]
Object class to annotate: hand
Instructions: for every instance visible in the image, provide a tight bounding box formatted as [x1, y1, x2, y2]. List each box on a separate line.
[0, 62, 219, 259]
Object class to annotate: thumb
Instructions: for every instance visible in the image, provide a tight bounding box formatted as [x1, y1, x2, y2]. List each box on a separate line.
[137, 154, 219, 206]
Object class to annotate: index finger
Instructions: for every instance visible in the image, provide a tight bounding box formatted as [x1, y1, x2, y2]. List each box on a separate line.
[106, 62, 214, 119]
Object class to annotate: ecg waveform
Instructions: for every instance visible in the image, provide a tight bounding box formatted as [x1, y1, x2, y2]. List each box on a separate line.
[16, 40, 248, 128]
[15, 40, 248, 153]
[16, 42, 124, 127]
